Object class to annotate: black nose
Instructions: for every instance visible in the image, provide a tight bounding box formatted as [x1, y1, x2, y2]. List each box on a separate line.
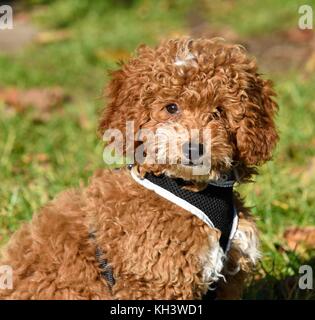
[182, 142, 204, 162]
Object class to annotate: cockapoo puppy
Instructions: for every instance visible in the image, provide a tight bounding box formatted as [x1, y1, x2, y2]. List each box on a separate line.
[0, 38, 278, 300]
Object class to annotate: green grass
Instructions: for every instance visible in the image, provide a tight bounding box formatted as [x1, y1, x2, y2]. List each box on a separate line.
[0, 0, 314, 299]
[204, 0, 315, 35]
[241, 75, 315, 299]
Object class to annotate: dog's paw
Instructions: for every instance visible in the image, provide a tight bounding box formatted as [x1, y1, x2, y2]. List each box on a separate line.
[224, 219, 261, 276]
[231, 228, 261, 265]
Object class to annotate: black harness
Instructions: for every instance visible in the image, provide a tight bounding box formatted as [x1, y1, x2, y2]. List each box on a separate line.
[93, 168, 238, 298]
[142, 172, 237, 252]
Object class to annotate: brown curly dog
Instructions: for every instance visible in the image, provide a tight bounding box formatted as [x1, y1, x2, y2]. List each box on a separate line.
[0, 38, 278, 300]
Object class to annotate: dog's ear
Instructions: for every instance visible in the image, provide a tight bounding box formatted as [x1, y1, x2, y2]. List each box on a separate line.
[98, 66, 149, 139]
[98, 68, 128, 137]
[235, 76, 278, 166]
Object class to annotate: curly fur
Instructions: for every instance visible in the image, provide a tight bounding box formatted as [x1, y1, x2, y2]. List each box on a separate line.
[0, 38, 278, 300]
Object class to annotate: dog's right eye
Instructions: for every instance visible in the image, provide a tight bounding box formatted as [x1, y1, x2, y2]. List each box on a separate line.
[165, 103, 179, 114]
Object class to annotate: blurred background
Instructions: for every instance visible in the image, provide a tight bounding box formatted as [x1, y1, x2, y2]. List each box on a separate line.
[0, 0, 314, 299]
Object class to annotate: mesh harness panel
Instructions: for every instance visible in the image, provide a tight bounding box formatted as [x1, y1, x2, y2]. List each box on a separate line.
[143, 172, 237, 252]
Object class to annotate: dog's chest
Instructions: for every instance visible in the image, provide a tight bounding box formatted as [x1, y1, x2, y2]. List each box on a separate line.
[92, 171, 235, 297]
[107, 193, 226, 291]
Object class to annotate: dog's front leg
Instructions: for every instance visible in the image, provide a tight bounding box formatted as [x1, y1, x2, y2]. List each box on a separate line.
[215, 211, 260, 299]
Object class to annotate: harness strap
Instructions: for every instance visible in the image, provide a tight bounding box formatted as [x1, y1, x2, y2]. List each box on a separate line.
[89, 232, 115, 288]
[96, 246, 115, 288]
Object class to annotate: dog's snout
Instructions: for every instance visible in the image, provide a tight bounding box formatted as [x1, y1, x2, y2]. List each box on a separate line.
[182, 142, 204, 162]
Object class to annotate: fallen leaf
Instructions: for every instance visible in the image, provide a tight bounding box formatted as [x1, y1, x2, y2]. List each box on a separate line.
[254, 186, 262, 197]
[35, 153, 50, 163]
[35, 30, 72, 44]
[272, 200, 289, 210]
[78, 113, 91, 129]
[284, 226, 315, 251]
[22, 153, 50, 165]
[95, 48, 130, 62]
[285, 28, 314, 44]
[301, 157, 315, 185]
[0, 87, 71, 121]
[305, 51, 315, 73]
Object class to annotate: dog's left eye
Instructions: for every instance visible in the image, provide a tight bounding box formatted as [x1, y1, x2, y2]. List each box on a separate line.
[165, 103, 179, 114]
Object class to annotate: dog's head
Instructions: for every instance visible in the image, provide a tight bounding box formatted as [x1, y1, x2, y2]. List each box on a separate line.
[99, 38, 278, 182]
